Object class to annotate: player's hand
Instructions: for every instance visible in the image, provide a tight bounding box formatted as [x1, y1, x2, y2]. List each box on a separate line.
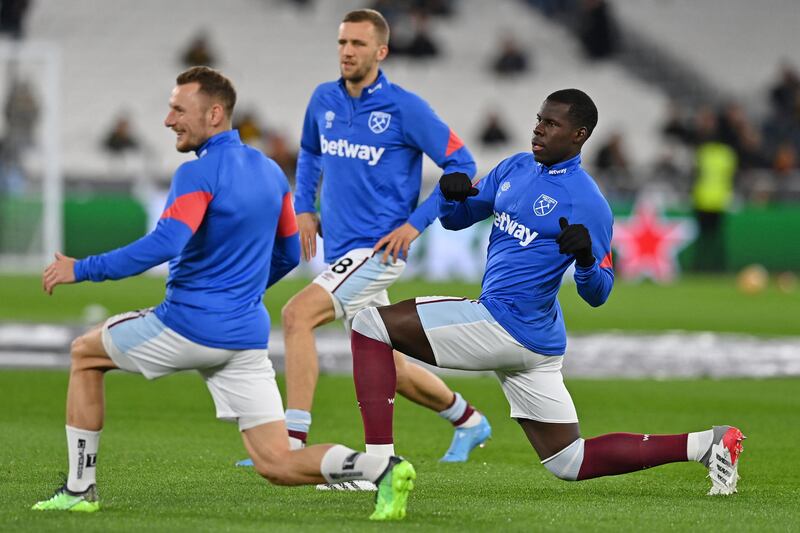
[439, 172, 479, 202]
[557, 217, 595, 267]
[374, 222, 420, 264]
[297, 212, 321, 262]
[42, 252, 77, 295]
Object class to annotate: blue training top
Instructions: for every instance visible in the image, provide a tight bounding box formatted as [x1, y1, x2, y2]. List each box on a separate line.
[295, 70, 476, 263]
[74, 130, 300, 349]
[438, 152, 614, 355]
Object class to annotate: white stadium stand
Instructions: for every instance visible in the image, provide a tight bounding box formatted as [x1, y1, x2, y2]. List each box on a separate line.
[23, 0, 670, 180]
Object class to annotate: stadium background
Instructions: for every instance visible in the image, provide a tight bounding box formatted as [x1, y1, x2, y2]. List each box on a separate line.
[0, 1, 798, 530]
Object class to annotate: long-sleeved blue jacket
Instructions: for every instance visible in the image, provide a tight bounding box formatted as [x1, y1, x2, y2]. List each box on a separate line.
[75, 130, 300, 349]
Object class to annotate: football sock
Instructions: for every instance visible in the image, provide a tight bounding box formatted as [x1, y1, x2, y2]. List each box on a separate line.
[458, 410, 483, 428]
[320, 445, 390, 484]
[366, 444, 395, 456]
[285, 409, 311, 449]
[686, 428, 714, 462]
[438, 393, 481, 428]
[352, 330, 396, 446]
[66, 425, 100, 492]
[577, 432, 688, 480]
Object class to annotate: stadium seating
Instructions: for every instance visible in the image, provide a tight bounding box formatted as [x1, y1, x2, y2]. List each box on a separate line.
[614, 0, 799, 106]
[24, 0, 668, 182]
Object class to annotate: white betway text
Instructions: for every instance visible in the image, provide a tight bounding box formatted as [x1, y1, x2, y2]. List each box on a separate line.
[493, 211, 538, 246]
[320, 135, 385, 166]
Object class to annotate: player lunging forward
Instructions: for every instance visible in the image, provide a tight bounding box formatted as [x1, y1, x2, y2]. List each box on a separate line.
[247, 9, 490, 484]
[348, 89, 744, 495]
[32, 67, 413, 520]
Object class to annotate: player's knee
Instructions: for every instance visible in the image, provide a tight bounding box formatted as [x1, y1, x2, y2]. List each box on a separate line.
[70, 335, 91, 363]
[541, 438, 584, 481]
[281, 300, 310, 333]
[352, 307, 391, 345]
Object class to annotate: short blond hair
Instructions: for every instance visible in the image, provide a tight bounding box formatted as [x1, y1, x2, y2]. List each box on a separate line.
[176, 66, 237, 117]
[342, 9, 390, 45]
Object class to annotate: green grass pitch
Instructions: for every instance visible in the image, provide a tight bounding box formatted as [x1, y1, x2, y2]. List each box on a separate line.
[1, 371, 798, 532]
[1, 274, 798, 336]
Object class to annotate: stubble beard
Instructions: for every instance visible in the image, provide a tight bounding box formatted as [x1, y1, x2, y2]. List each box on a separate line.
[341, 59, 374, 85]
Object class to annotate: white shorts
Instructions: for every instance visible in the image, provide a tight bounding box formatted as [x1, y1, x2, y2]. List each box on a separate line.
[313, 248, 406, 324]
[101, 309, 285, 430]
[415, 297, 578, 423]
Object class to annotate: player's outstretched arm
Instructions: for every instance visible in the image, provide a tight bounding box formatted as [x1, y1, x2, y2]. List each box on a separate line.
[74, 217, 196, 284]
[438, 173, 495, 231]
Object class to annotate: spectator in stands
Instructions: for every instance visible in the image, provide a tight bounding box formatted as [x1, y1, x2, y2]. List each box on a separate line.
[736, 127, 769, 172]
[661, 102, 693, 145]
[595, 131, 629, 174]
[265, 130, 298, 184]
[413, 0, 454, 18]
[769, 63, 800, 115]
[491, 37, 530, 76]
[716, 101, 749, 155]
[477, 111, 510, 147]
[370, 0, 405, 25]
[0, 0, 30, 39]
[1, 74, 37, 194]
[594, 130, 631, 198]
[773, 141, 797, 179]
[103, 115, 139, 155]
[578, 0, 616, 60]
[233, 111, 264, 147]
[3, 75, 38, 150]
[524, 0, 569, 18]
[690, 111, 737, 272]
[395, 11, 439, 59]
[181, 32, 217, 68]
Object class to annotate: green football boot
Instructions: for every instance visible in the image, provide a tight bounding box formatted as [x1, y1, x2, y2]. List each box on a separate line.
[370, 457, 415, 521]
[32, 484, 100, 512]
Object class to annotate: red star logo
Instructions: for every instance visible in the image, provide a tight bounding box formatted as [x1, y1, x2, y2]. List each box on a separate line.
[612, 201, 695, 282]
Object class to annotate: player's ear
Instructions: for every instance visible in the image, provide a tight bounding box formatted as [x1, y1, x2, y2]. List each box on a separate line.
[209, 103, 226, 127]
[377, 44, 389, 61]
[573, 126, 588, 145]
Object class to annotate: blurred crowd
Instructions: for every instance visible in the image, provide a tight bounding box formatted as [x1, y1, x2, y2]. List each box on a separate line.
[1, 0, 798, 210]
[591, 63, 800, 207]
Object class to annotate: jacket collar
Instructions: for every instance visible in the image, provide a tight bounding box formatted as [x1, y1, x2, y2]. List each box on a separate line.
[537, 153, 581, 176]
[338, 70, 390, 100]
[195, 129, 241, 158]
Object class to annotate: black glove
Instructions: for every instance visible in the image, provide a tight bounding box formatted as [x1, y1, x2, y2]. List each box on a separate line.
[439, 172, 479, 202]
[557, 217, 595, 267]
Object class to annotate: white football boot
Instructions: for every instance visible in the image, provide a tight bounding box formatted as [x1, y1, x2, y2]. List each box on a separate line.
[701, 425, 745, 496]
[315, 480, 377, 491]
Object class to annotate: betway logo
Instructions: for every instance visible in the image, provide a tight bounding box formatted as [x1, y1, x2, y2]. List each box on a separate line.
[493, 211, 538, 246]
[320, 134, 385, 166]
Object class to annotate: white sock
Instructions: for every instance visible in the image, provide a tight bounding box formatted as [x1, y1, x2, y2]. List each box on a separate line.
[366, 443, 395, 457]
[66, 425, 100, 492]
[320, 445, 390, 484]
[687, 429, 714, 462]
[458, 410, 482, 429]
